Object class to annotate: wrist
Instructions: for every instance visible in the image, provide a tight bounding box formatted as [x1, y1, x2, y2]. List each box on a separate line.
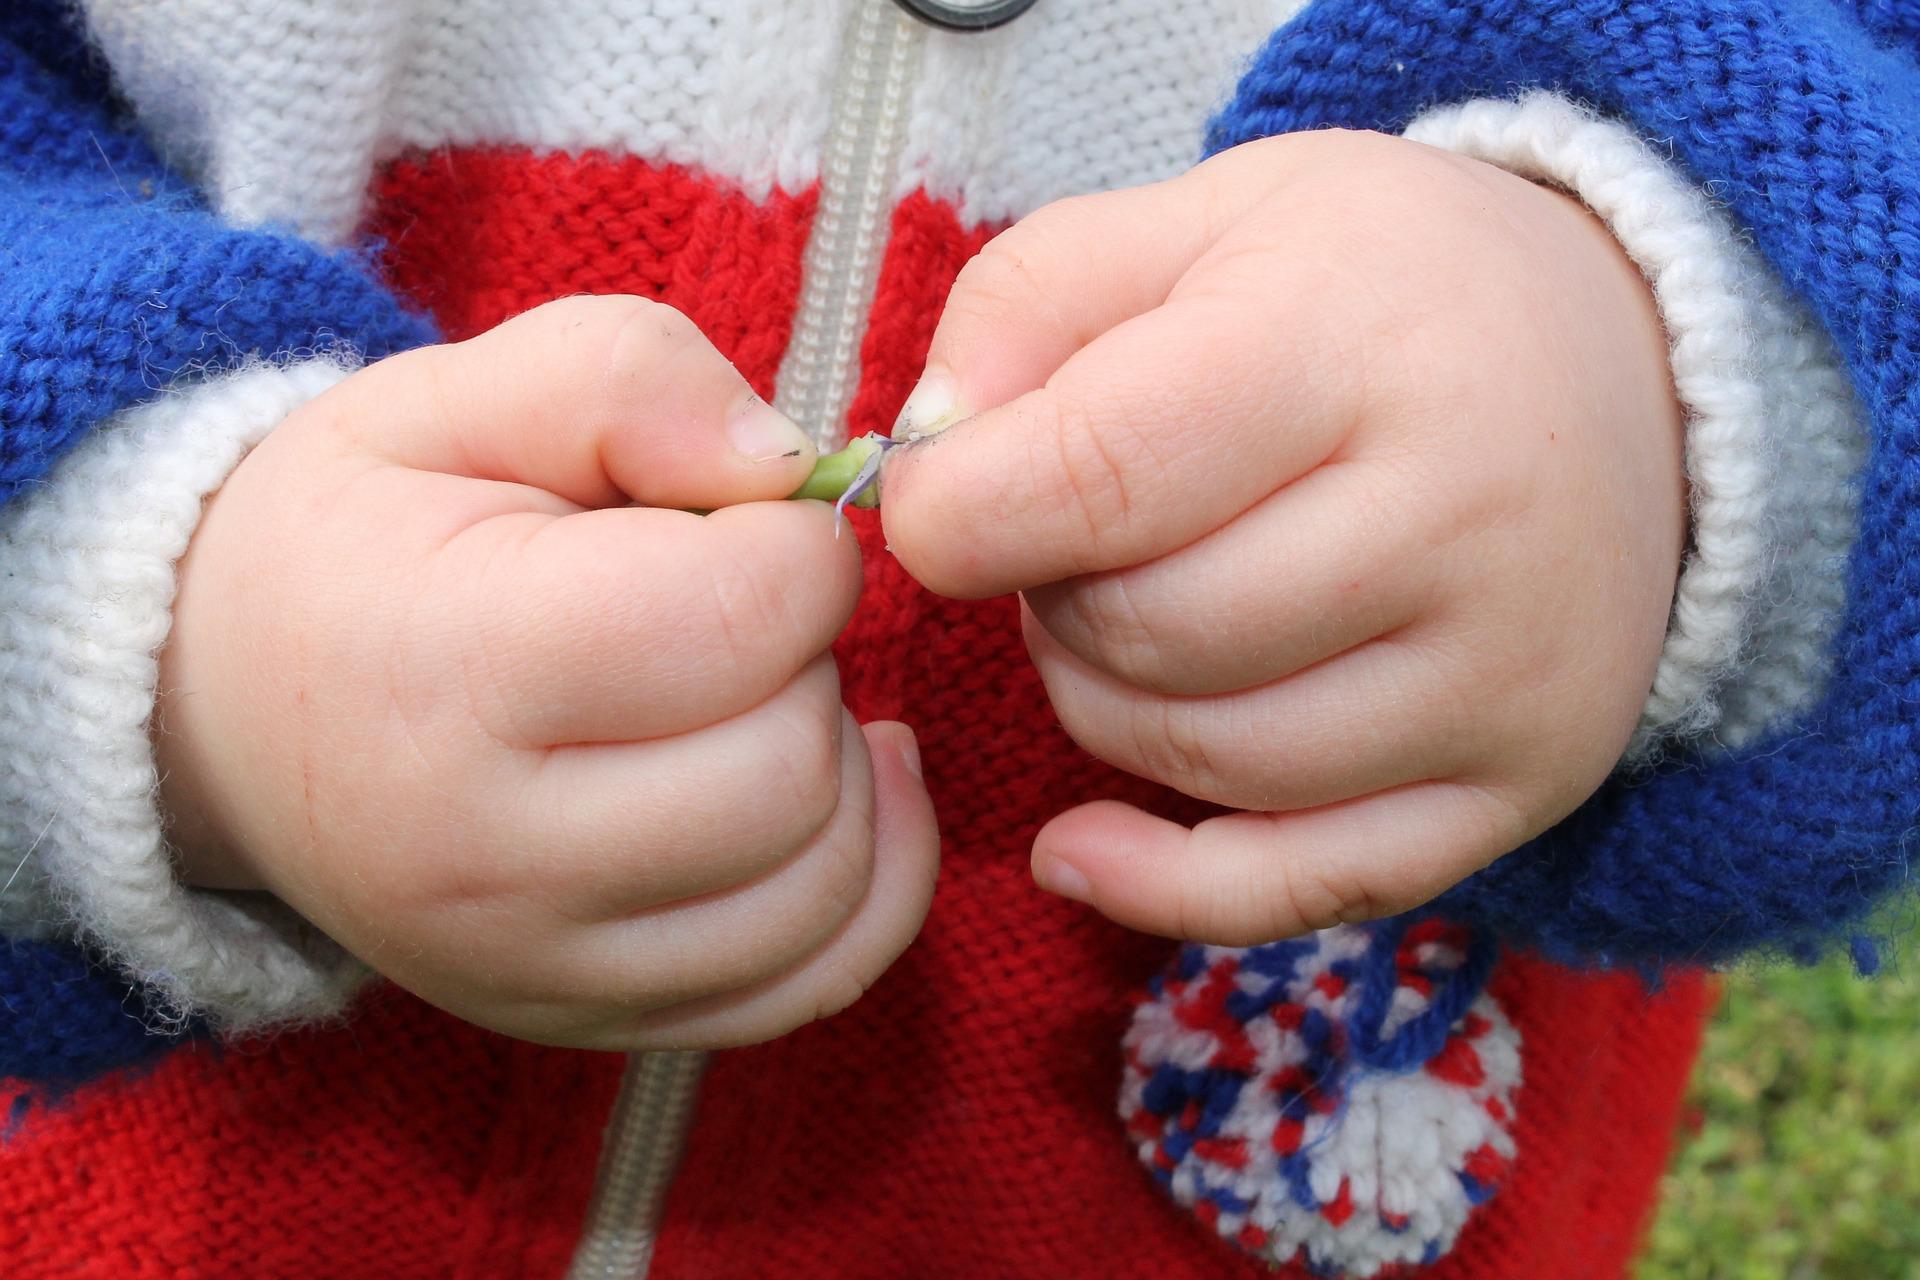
[1406, 92, 1867, 761]
[152, 444, 272, 893]
[154, 684, 258, 893]
[1, 357, 369, 1027]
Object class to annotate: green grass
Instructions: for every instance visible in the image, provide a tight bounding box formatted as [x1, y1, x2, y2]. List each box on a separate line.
[1637, 947, 1920, 1280]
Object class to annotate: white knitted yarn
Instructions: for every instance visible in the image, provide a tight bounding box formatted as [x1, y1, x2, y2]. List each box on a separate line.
[81, 0, 1300, 244]
[1120, 926, 1522, 1278]
[0, 359, 368, 1031]
[1408, 94, 1868, 759]
[82, 0, 413, 249]
[897, 0, 1302, 227]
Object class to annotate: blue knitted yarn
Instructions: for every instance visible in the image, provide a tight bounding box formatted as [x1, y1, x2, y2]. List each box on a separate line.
[1209, 0, 1920, 967]
[1838, 1, 1920, 49]
[3, 2, 1915, 1087]
[0, 939, 194, 1088]
[0, 14, 433, 1085]
[1346, 921, 1499, 1073]
[0, 14, 436, 507]
[1121, 923, 1521, 1274]
[4, 0, 115, 108]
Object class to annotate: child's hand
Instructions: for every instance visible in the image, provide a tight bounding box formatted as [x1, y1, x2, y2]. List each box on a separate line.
[155, 298, 940, 1049]
[882, 131, 1684, 946]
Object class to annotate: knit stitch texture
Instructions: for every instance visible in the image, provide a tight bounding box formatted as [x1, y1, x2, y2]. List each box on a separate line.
[1407, 93, 1866, 760]
[0, 7, 431, 508]
[0, 1, 430, 1074]
[0, 360, 371, 1031]
[1208, 0, 1920, 966]
[0, 3, 1783, 1270]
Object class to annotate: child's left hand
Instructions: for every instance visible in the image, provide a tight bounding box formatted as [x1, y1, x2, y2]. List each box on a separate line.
[881, 129, 1686, 946]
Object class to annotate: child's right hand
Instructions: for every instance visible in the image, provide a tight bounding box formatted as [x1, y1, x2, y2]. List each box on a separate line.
[151, 297, 940, 1051]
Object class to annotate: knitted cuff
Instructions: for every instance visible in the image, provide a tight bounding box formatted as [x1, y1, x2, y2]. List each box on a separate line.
[1405, 92, 1868, 762]
[0, 358, 370, 1032]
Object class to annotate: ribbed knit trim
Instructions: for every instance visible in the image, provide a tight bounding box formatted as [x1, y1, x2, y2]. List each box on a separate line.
[1407, 93, 1867, 761]
[0, 358, 370, 1032]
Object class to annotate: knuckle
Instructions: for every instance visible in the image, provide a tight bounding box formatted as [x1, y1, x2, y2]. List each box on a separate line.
[1452, 781, 1536, 863]
[811, 816, 877, 927]
[464, 630, 541, 752]
[1040, 402, 1142, 563]
[1054, 577, 1176, 690]
[702, 554, 802, 683]
[754, 699, 846, 857]
[1187, 858, 1385, 948]
[955, 219, 1063, 316]
[1170, 865, 1253, 944]
[1283, 865, 1391, 935]
[543, 295, 703, 417]
[1308, 128, 1455, 191]
[806, 959, 879, 1026]
[536, 292, 673, 340]
[602, 297, 699, 380]
[736, 956, 879, 1047]
[947, 194, 1103, 328]
[997, 193, 1100, 266]
[1125, 698, 1237, 806]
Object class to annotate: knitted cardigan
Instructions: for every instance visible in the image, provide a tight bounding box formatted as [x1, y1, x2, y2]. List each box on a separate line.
[0, 1, 1912, 1277]
[1210, 0, 1920, 970]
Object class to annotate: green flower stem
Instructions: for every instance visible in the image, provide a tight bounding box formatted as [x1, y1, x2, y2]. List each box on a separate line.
[788, 432, 887, 510]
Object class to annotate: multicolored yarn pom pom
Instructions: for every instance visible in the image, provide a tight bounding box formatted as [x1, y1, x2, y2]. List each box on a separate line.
[1119, 920, 1520, 1278]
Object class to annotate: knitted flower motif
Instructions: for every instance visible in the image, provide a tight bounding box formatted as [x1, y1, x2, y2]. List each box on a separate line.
[1119, 921, 1521, 1278]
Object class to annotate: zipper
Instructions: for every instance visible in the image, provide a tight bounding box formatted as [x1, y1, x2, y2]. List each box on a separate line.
[776, 0, 929, 451]
[564, 1051, 707, 1280]
[564, 5, 928, 1276]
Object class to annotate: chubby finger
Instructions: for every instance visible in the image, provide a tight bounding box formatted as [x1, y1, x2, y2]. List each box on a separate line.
[339, 294, 817, 508]
[614, 720, 940, 1050]
[521, 708, 887, 1023]
[899, 180, 1218, 429]
[1023, 456, 1444, 696]
[1030, 784, 1528, 946]
[1026, 609, 1482, 814]
[499, 657, 848, 920]
[896, 137, 1337, 435]
[882, 288, 1363, 599]
[442, 499, 861, 746]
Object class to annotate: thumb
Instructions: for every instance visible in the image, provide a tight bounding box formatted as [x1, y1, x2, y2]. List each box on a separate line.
[339, 294, 817, 510]
[1030, 786, 1524, 946]
[862, 720, 940, 875]
[852, 720, 941, 994]
[892, 178, 1218, 440]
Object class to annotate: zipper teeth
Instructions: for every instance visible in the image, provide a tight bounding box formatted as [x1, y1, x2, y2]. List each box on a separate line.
[563, 8, 925, 1279]
[563, 1050, 707, 1280]
[776, 0, 927, 449]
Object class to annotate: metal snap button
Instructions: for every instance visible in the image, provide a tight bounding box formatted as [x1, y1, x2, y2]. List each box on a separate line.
[891, 0, 1039, 32]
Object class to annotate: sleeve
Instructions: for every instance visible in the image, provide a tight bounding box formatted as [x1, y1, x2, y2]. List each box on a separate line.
[1404, 93, 1867, 763]
[1206, 0, 1920, 967]
[0, 3, 435, 1070]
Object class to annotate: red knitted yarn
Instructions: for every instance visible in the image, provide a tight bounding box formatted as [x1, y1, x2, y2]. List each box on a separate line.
[644, 189, 1715, 1280]
[0, 153, 1713, 1280]
[365, 147, 817, 395]
[0, 988, 620, 1280]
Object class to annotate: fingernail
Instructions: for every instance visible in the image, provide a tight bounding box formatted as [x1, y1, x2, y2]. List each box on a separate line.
[892, 366, 968, 441]
[1034, 856, 1092, 904]
[728, 393, 813, 463]
[896, 727, 924, 782]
